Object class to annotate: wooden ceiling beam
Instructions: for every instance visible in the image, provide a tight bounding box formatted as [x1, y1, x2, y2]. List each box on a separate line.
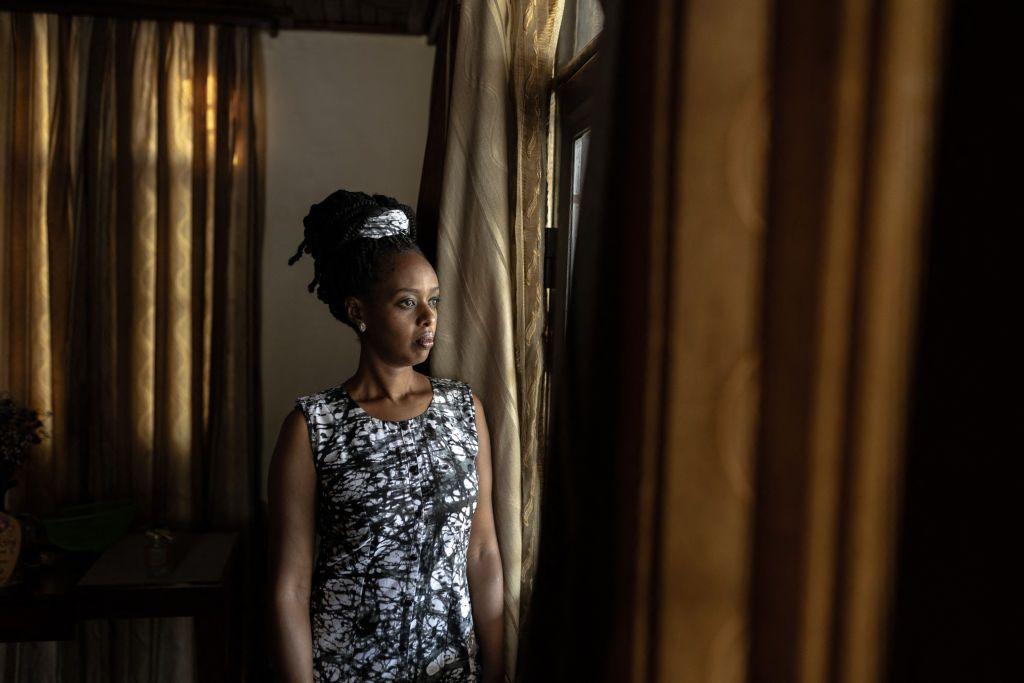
[0, 0, 442, 36]
[0, 0, 288, 31]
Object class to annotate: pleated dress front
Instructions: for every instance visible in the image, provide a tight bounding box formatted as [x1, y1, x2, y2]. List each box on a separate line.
[295, 376, 483, 682]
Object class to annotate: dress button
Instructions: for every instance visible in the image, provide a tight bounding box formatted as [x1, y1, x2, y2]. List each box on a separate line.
[408, 464, 418, 475]
[356, 612, 376, 636]
[402, 597, 412, 607]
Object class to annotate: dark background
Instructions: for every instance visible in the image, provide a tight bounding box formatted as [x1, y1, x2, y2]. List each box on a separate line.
[891, 1, 1024, 680]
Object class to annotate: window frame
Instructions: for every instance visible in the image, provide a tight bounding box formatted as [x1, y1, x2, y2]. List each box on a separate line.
[543, 10, 600, 447]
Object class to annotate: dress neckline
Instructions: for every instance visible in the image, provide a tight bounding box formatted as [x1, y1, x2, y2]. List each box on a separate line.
[340, 376, 436, 425]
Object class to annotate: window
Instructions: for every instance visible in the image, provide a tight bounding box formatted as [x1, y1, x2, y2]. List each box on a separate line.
[543, 0, 603, 429]
[557, 0, 605, 68]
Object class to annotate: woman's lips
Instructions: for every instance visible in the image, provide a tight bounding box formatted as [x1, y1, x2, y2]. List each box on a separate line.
[416, 333, 435, 348]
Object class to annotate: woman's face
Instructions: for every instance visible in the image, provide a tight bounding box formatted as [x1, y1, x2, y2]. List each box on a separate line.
[351, 250, 439, 367]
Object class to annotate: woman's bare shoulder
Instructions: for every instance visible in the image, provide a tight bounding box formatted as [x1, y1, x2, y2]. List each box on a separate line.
[270, 408, 314, 474]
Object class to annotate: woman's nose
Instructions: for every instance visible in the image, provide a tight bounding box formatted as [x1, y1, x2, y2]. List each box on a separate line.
[417, 302, 436, 325]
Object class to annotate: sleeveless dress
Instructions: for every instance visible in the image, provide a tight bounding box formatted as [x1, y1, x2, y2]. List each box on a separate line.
[294, 375, 483, 682]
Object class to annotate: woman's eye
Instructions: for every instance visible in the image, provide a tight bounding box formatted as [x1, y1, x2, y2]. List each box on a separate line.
[396, 297, 440, 309]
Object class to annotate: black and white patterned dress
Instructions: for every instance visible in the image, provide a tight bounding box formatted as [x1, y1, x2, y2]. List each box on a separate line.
[295, 376, 483, 682]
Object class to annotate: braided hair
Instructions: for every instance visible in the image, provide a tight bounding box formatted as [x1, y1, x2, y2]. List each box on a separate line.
[288, 189, 423, 331]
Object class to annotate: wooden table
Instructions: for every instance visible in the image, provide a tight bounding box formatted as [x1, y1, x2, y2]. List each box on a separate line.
[0, 531, 240, 682]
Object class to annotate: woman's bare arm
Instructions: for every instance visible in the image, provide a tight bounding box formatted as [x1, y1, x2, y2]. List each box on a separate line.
[268, 409, 317, 682]
[466, 393, 505, 683]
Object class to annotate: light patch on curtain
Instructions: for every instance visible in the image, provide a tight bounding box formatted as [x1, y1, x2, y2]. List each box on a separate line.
[132, 22, 158, 467]
[202, 31, 217, 433]
[28, 15, 54, 484]
[166, 22, 195, 523]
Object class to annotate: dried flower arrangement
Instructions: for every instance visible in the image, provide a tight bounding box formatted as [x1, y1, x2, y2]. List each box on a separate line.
[1, 394, 48, 583]
[0, 392, 50, 499]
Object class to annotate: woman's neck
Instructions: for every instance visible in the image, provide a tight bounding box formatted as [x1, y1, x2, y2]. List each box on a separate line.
[346, 357, 422, 403]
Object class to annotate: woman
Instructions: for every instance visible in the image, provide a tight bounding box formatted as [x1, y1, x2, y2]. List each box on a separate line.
[268, 190, 504, 682]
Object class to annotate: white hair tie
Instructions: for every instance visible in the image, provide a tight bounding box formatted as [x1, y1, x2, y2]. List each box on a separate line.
[358, 208, 410, 239]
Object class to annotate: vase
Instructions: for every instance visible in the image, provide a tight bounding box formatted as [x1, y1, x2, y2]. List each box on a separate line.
[0, 477, 14, 514]
[0, 509, 21, 586]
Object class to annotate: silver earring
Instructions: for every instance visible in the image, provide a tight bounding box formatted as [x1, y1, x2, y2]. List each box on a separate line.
[358, 321, 366, 333]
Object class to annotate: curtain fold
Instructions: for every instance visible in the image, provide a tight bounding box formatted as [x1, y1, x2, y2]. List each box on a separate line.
[0, 13, 263, 681]
[507, 1, 562, 639]
[420, 1, 562, 680]
[750, 1, 946, 680]
[521, 0, 946, 680]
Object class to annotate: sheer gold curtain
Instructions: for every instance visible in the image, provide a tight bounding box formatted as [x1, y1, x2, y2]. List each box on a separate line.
[0, 13, 263, 681]
[521, 0, 945, 680]
[425, 1, 562, 681]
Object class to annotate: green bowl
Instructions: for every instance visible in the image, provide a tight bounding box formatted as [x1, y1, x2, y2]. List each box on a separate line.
[42, 500, 136, 552]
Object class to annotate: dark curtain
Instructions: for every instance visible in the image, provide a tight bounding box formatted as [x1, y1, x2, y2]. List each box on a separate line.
[521, 0, 946, 680]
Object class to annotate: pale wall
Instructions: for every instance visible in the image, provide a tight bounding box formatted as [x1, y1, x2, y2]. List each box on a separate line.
[260, 31, 434, 499]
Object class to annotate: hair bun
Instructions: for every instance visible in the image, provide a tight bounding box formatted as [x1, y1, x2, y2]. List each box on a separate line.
[290, 190, 378, 266]
[287, 188, 426, 331]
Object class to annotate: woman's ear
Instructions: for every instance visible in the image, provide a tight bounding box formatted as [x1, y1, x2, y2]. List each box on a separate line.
[345, 296, 364, 328]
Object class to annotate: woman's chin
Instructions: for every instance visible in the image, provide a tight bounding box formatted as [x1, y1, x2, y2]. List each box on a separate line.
[400, 344, 430, 365]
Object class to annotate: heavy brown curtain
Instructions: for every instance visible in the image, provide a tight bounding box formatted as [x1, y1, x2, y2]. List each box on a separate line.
[521, 0, 945, 681]
[417, 1, 563, 681]
[0, 13, 263, 681]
